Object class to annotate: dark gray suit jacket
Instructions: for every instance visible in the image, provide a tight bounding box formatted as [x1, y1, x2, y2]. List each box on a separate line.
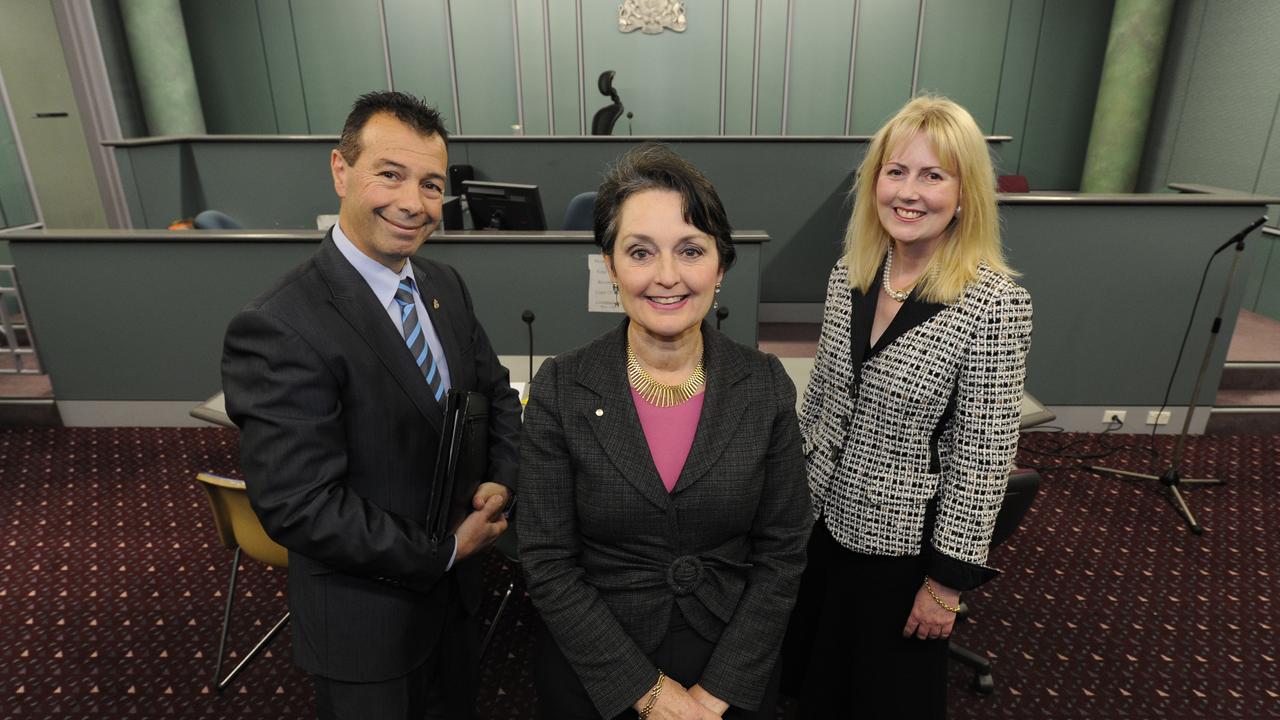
[518, 321, 811, 717]
[221, 233, 521, 682]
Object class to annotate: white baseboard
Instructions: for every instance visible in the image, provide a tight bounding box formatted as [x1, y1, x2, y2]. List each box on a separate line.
[57, 401, 212, 427]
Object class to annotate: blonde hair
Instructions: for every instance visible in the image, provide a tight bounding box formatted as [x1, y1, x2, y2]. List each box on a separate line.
[842, 95, 1015, 303]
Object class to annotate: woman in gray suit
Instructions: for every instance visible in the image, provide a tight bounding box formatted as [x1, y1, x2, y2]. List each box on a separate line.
[786, 96, 1033, 719]
[518, 144, 811, 720]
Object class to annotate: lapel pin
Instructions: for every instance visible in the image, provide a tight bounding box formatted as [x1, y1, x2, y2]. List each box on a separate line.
[432, 298, 440, 309]
[595, 408, 604, 417]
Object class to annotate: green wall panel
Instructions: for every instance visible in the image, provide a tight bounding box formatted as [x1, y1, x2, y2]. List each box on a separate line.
[915, 0, 1012, 132]
[784, 0, 856, 135]
[753, 0, 788, 135]
[1018, 0, 1111, 189]
[848, 0, 919, 134]
[384, 0, 457, 132]
[290, 0, 388, 134]
[181, 0, 276, 134]
[579, 1, 721, 135]
[991, 0, 1044, 178]
[1165, 1, 1280, 192]
[1254, 234, 1280, 319]
[92, 0, 149, 137]
[723, 0, 758, 135]
[258, 0, 312, 134]
[548, 0, 582, 134]
[452, 0, 520, 135]
[515, 0, 551, 135]
[0, 90, 35, 228]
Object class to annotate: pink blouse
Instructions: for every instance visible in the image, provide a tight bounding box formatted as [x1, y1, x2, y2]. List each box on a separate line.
[630, 387, 705, 493]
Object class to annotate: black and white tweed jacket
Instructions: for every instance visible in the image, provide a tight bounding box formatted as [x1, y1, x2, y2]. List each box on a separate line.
[800, 259, 1032, 588]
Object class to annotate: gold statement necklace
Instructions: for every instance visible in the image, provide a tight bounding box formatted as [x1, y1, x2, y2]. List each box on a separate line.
[626, 343, 706, 408]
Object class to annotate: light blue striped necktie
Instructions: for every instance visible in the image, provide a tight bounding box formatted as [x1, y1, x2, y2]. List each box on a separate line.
[393, 277, 445, 404]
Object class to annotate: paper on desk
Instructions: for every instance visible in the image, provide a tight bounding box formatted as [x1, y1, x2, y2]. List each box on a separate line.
[587, 254, 625, 313]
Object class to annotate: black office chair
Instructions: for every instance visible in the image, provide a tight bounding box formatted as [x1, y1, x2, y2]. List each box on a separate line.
[561, 191, 597, 231]
[591, 70, 625, 136]
[949, 466, 1043, 694]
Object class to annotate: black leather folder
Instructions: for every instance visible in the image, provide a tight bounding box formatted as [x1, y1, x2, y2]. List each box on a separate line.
[428, 390, 490, 542]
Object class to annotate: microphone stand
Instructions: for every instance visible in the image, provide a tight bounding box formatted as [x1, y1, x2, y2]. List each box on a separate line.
[1085, 216, 1266, 534]
[521, 310, 535, 400]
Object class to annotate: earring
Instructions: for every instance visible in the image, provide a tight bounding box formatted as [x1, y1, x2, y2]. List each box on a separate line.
[713, 282, 721, 310]
[955, 205, 962, 216]
[612, 282, 619, 306]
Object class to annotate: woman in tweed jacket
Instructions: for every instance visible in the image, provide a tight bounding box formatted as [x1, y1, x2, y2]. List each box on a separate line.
[519, 145, 811, 720]
[785, 96, 1033, 719]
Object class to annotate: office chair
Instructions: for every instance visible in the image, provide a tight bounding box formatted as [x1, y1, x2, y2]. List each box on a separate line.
[591, 70, 625, 135]
[193, 209, 243, 229]
[561, 191, 597, 231]
[195, 472, 290, 691]
[949, 466, 1043, 694]
[996, 175, 1030, 193]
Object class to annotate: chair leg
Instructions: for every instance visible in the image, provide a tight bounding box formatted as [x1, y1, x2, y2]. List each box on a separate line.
[948, 640, 994, 695]
[213, 547, 241, 686]
[479, 581, 515, 664]
[217, 612, 291, 691]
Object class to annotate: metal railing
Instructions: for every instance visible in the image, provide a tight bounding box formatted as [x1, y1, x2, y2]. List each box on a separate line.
[0, 265, 42, 375]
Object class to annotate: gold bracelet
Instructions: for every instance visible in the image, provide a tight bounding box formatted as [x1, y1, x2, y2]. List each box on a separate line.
[638, 669, 666, 719]
[923, 577, 961, 613]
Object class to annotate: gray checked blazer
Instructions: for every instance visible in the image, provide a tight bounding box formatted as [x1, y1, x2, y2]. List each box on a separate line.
[800, 259, 1032, 589]
[518, 321, 811, 718]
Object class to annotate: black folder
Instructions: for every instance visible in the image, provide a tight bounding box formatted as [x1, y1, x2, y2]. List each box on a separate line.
[428, 390, 490, 543]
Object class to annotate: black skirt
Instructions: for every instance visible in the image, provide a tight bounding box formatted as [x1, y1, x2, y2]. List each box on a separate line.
[782, 519, 948, 720]
[535, 605, 781, 720]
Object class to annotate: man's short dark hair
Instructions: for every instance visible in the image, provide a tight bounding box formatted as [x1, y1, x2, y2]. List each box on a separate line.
[593, 143, 736, 271]
[336, 91, 449, 164]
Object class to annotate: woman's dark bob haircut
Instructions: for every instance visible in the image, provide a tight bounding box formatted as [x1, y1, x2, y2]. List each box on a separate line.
[593, 143, 736, 271]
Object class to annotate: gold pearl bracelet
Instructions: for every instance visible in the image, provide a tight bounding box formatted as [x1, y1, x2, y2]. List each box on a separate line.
[923, 577, 961, 613]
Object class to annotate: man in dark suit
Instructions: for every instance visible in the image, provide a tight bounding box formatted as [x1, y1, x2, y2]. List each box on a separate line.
[221, 91, 521, 720]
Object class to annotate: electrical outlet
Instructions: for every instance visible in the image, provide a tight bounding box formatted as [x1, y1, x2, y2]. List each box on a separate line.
[1103, 409, 1127, 424]
[1146, 410, 1171, 425]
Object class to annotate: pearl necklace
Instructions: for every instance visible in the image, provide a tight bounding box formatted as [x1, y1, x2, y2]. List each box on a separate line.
[626, 343, 705, 408]
[882, 245, 914, 302]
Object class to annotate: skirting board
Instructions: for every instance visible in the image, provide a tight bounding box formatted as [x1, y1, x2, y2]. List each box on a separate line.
[54, 354, 1211, 434]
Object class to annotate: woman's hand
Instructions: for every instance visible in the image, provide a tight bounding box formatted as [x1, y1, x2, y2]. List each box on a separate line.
[633, 677, 722, 720]
[688, 684, 730, 716]
[902, 579, 960, 640]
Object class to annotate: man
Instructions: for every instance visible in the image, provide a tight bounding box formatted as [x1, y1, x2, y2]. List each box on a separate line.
[222, 91, 520, 719]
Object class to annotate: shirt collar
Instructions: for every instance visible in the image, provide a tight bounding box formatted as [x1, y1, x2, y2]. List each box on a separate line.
[332, 222, 417, 306]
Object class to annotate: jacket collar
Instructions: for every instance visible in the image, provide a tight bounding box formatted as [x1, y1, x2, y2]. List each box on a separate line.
[852, 254, 949, 364]
[314, 231, 445, 432]
[576, 319, 751, 509]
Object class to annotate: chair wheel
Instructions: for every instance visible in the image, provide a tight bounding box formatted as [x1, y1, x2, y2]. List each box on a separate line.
[972, 672, 994, 695]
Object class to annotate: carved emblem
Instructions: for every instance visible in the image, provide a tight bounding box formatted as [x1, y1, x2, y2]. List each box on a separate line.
[618, 0, 687, 34]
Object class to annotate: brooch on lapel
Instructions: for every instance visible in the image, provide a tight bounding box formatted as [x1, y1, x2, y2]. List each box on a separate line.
[432, 298, 440, 309]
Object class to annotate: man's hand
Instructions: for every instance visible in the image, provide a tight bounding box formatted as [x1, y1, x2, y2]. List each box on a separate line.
[454, 482, 509, 561]
[902, 579, 960, 640]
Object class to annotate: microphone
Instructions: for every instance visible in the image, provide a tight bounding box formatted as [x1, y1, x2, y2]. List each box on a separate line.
[1217, 215, 1268, 253]
[627, 111, 634, 135]
[715, 305, 729, 331]
[522, 310, 535, 396]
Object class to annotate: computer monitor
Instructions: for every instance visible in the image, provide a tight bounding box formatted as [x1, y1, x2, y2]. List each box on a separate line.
[463, 181, 547, 231]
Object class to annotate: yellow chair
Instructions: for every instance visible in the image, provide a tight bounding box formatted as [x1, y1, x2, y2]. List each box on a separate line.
[195, 472, 290, 691]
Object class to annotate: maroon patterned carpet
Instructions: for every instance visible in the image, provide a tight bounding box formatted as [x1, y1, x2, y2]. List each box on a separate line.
[1, 427, 1277, 719]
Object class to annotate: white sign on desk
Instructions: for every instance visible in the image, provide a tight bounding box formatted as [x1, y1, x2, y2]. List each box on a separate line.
[587, 254, 625, 313]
